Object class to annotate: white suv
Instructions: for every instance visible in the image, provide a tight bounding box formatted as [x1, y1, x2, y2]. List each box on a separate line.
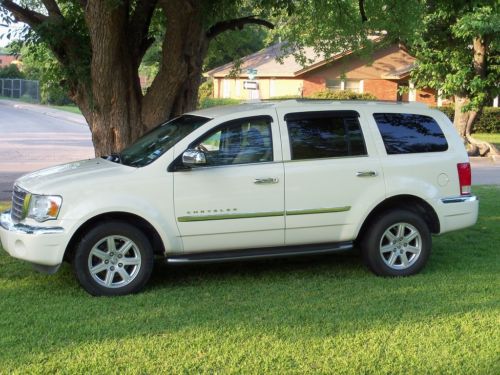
[0, 101, 478, 295]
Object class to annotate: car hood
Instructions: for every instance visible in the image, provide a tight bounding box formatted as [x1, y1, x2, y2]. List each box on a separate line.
[15, 158, 135, 194]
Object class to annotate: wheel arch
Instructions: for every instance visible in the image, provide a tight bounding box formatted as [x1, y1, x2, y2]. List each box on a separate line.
[357, 194, 440, 241]
[63, 212, 166, 262]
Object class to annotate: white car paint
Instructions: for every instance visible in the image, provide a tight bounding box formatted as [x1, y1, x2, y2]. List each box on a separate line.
[0, 100, 479, 270]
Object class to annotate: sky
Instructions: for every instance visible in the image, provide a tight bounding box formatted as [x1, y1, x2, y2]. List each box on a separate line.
[0, 24, 23, 48]
[0, 25, 8, 47]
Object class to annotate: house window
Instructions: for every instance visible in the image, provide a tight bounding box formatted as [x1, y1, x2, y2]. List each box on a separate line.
[345, 80, 360, 92]
[326, 79, 343, 90]
[326, 79, 361, 93]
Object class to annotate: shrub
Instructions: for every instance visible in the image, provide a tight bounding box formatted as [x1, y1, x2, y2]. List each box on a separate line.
[198, 97, 241, 109]
[0, 64, 24, 79]
[437, 106, 499, 133]
[198, 80, 213, 101]
[40, 83, 72, 105]
[307, 89, 377, 100]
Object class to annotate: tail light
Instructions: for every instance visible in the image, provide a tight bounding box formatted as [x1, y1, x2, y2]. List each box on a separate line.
[457, 163, 471, 195]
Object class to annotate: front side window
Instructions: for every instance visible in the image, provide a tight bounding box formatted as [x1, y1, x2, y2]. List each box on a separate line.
[193, 116, 273, 166]
[373, 113, 448, 154]
[286, 111, 367, 160]
[119, 115, 210, 167]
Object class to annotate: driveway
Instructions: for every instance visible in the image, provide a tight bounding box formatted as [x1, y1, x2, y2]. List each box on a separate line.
[0, 99, 498, 202]
[470, 157, 500, 186]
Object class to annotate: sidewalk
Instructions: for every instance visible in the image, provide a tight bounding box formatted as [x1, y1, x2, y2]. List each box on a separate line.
[0, 99, 87, 126]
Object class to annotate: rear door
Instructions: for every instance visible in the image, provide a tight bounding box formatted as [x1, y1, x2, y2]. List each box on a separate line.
[276, 108, 386, 245]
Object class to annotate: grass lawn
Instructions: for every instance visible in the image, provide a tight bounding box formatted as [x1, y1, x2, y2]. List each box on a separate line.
[0, 96, 81, 115]
[473, 133, 500, 149]
[48, 104, 82, 115]
[0, 186, 499, 373]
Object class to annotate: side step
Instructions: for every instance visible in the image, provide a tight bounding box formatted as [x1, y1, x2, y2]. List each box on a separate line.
[166, 241, 353, 264]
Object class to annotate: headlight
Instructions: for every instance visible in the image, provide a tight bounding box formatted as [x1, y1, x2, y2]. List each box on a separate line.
[26, 194, 63, 222]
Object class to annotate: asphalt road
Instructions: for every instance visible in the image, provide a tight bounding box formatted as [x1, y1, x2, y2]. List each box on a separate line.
[0, 100, 498, 202]
[0, 100, 94, 200]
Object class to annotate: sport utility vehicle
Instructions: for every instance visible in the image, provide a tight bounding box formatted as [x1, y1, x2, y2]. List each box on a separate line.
[0, 101, 478, 295]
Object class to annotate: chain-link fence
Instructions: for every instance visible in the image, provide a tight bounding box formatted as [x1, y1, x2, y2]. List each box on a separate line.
[0, 79, 40, 103]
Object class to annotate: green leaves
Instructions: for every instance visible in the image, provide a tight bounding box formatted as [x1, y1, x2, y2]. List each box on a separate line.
[411, 0, 499, 111]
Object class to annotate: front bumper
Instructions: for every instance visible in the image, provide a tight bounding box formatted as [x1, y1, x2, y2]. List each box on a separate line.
[437, 195, 479, 234]
[0, 210, 66, 267]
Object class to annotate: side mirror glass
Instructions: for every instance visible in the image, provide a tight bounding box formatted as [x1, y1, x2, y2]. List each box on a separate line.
[182, 149, 206, 167]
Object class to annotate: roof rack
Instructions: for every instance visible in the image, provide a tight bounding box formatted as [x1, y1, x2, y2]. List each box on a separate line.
[256, 99, 429, 108]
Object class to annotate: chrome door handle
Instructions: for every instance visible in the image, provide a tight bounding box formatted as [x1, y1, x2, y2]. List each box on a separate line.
[356, 171, 378, 177]
[254, 178, 279, 184]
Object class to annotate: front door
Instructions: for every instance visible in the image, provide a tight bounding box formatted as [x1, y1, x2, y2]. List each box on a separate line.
[173, 115, 285, 252]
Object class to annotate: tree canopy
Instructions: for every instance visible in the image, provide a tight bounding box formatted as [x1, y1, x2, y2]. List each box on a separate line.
[410, 0, 499, 155]
[0, 0, 422, 155]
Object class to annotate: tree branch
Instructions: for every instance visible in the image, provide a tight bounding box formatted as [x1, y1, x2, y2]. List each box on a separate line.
[41, 0, 62, 18]
[129, 0, 158, 63]
[359, 0, 367, 22]
[0, 0, 48, 26]
[206, 16, 274, 40]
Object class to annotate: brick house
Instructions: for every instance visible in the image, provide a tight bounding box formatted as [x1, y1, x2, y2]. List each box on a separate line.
[206, 39, 438, 105]
[0, 53, 18, 68]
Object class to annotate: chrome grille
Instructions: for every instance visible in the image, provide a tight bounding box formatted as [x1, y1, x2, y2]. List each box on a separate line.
[11, 185, 28, 223]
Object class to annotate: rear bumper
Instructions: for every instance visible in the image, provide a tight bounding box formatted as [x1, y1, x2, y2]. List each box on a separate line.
[437, 195, 479, 234]
[0, 210, 66, 267]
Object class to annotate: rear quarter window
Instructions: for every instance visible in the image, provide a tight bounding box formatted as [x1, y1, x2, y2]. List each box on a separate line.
[373, 113, 448, 154]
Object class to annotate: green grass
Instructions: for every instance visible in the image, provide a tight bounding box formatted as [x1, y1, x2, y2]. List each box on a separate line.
[0, 96, 81, 114]
[0, 94, 39, 104]
[473, 133, 500, 148]
[1, 186, 499, 373]
[48, 104, 82, 115]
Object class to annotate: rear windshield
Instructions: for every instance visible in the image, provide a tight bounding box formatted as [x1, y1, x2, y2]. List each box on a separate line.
[118, 115, 210, 167]
[373, 113, 448, 154]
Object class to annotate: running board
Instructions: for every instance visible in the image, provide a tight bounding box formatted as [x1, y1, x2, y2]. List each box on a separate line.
[166, 241, 353, 264]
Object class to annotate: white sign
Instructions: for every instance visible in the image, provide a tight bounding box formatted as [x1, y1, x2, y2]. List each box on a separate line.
[243, 80, 259, 90]
[247, 68, 257, 80]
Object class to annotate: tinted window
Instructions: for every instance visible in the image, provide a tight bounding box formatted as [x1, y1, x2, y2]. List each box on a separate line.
[193, 116, 273, 166]
[286, 111, 367, 160]
[374, 113, 448, 154]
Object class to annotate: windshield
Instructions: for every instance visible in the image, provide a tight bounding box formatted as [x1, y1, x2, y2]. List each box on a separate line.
[117, 115, 210, 167]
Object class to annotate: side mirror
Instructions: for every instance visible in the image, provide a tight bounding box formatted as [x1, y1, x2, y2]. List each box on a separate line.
[182, 149, 206, 167]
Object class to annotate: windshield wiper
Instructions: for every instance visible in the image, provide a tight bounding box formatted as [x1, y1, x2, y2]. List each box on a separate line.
[103, 153, 122, 164]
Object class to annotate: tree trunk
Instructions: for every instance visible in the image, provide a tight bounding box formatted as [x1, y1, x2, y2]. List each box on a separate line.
[452, 37, 498, 157]
[0, 0, 273, 157]
[84, 1, 146, 157]
[140, 0, 207, 129]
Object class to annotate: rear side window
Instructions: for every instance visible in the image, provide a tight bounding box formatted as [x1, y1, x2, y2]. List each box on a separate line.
[285, 111, 367, 160]
[374, 113, 448, 154]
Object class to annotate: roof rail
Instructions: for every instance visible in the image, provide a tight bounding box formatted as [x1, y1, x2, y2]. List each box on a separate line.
[263, 99, 429, 107]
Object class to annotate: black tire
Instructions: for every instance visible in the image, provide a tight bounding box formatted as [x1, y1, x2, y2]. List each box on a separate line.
[361, 209, 431, 277]
[73, 221, 154, 296]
